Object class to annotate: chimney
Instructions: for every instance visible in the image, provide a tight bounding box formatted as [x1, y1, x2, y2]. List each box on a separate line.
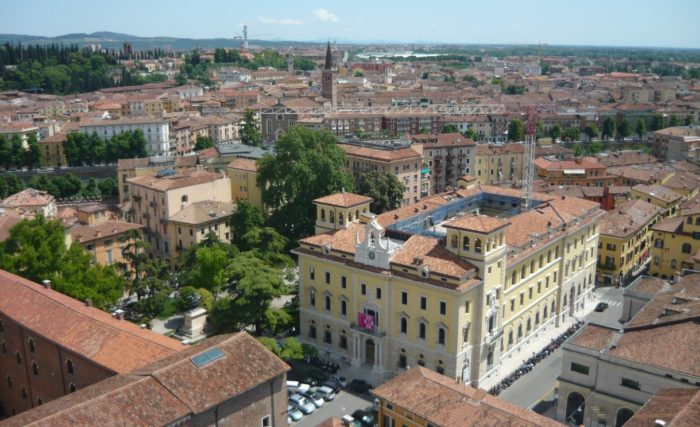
[41, 279, 52, 289]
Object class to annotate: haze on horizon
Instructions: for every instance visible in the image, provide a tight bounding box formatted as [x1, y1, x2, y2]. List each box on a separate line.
[4, 0, 699, 49]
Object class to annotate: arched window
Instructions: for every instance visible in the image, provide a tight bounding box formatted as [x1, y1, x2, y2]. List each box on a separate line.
[535, 311, 540, 325]
[451, 235, 458, 248]
[511, 271, 517, 285]
[547, 250, 552, 263]
[329, 211, 335, 224]
[325, 295, 331, 312]
[66, 359, 74, 375]
[615, 408, 634, 427]
[28, 338, 36, 354]
[320, 209, 326, 222]
[462, 236, 470, 251]
[696, 217, 700, 225]
[530, 260, 535, 273]
[551, 300, 556, 314]
[682, 243, 692, 254]
[474, 239, 482, 254]
[341, 299, 347, 316]
[338, 213, 344, 225]
[526, 318, 532, 332]
[544, 305, 548, 319]
[539, 255, 543, 268]
[400, 317, 408, 334]
[32, 361, 39, 376]
[308, 325, 317, 339]
[419, 322, 426, 340]
[438, 327, 446, 345]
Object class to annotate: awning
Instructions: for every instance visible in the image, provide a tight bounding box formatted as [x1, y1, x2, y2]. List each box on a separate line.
[563, 169, 586, 175]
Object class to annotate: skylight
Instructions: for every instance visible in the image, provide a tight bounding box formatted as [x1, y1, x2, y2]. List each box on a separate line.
[191, 347, 225, 368]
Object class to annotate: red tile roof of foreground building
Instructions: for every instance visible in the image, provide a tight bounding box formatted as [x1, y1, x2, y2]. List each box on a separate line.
[313, 192, 373, 208]
[443, 213, 510, 234]
[0, 269, 182, 374]
[371, 366, 563, 427]
[625, 388, 700, 427]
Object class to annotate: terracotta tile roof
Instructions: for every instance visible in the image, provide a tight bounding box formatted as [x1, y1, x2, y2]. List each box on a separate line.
[313, 192, 373, 208]
[443, 213, 510, 234]
[632, 184, 682, 203]
[371, 366, 563, 427]
[596, 150, 658, 167]
[70, 221, 144, 243]
[226, 157, 258, 172]
[628, 276, 670, 295]
[390, 235, 476, 280]
[0, 269, 182, 373]
[599, 199, 663, 238]
[474, 143, 525, 156]
[568, 324, 617, 352]
[169, 200, 236, 225]
[128, 170, 223, 192]
[117, 157, 150, 169]
[535, 157, 606, 171]
[625, 273, 700, 330]
[1, 188, 54, 208]
[625, 388, 700, 427]
[681, 193, 700, 216]
[651, 216, 684, 233]
[3, 332, 290, 427]
[339, 144, 422, 162]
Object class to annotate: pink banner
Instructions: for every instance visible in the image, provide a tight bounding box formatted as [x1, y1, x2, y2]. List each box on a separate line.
[358, 312, 375, 331]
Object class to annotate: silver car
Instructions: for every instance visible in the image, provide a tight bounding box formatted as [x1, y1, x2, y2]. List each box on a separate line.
[287, 404, 303, 422]
[315, 385, 336, 401]
[289, 393, 315, 415]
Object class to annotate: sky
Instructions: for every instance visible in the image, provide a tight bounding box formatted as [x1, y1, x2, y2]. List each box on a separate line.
[3, 0, 700, 48]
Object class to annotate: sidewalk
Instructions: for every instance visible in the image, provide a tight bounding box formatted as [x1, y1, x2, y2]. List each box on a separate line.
[480, 289, 600, 390]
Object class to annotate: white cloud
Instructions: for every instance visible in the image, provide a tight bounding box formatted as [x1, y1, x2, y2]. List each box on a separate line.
[258, 16, 303, 25]
[313, 8, 339, 23]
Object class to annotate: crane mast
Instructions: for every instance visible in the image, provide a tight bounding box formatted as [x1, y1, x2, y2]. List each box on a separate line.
[521, 106, 537, 211]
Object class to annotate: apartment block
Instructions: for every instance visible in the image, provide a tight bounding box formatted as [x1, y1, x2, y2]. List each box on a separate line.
[79, 117, 172, 156]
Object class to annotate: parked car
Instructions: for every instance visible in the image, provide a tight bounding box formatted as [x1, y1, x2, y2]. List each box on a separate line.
[287, 404, 303, 422]
[361, 408, 378, 427]
[330, 375, 349, 387]
[352, 410, 368, 424]
[341, 414, 362, 427]
[287, 380, 310, 393]
[322, 379, 342, 394]
[595, 302, 609, 312]
[314, 385, 336, 401]
[348, 379, 372, 394]
[299, 390, 325, 408]
[289, 394, 315, 415]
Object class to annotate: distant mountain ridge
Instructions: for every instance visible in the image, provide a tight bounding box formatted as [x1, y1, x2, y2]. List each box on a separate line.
[0, 31, 317, 50]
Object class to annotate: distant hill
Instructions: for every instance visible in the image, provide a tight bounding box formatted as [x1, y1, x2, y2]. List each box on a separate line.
[0, 31, 317, 51]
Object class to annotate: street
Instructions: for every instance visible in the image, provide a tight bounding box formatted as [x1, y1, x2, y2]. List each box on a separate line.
[499, 286, 624, 411]
[294, 390, 373, 427]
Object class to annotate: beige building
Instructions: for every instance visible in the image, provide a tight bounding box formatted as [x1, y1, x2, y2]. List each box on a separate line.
[473, 143, 525, 186]
[651, 126, 700, 161]
[168, 200, 236, 256]
[69, 221, 144, 268]
[117, 156, 198, 205]
[37, 134, 67, 168]
[128, 170, 231, 258]
[0, 188, 57, 218]
[556, 273, 700, 426]
[411, 133, 476, 194]
[340, 138, 425, 205]
[630, 184, 683, 218]
[226, 158, 263, 211]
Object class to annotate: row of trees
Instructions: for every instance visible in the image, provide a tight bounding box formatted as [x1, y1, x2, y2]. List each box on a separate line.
[0, 134, 41, 170]
[0, 173, 118, 200]
[63, 130, 148, 166]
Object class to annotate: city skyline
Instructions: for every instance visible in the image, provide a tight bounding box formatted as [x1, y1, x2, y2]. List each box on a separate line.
[4, 0, 700, 49]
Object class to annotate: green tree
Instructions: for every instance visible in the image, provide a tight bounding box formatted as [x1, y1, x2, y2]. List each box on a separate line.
[562, 127, 580, 142]
[176, 286, 201, 311]
[583, 123, 599, 141]
[549, 125, 561, 142]
[63, 132, 88, 166]
[508, 118, 525, 141]
[601, 117, 616, 141]
[52, 173, 82, 199]
[98, 177, 119, 198]
[590, 141, 604, 154]
[635, 118, 647, 139]
[355, 170, 404, 214]
[194, 135, 214, 151]
[650, 113, 664, 131]
[229, 200, 264, 246]
[24, 134, 42, 170]
[239, 227, 293, 269]
[183, 244, 233, 294]
[441, 124, 459, 133]
[574, 144, 584, 157]
[463, 128, 478, 140]
[684, 115, 695, 126]
[0, 174, 24, 198]
[418, 126, 430, 135]
[82, 178, 100, 198]
[353, 69, 364, 77]
[10, 134, 24, 169]
[240, 109, 262, 147]
[87, 132, 105, 165]
[669, 114, 681, 127]
[615, 116, 631, 141]
[257, 127, 354, 242]
[0, 135, 11, 170]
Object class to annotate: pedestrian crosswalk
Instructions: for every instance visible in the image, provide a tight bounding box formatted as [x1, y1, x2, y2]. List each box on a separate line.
[598, 299, 621, 307]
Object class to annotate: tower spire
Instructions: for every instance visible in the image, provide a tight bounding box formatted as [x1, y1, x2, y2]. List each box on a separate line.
[324, 41, 333, 70]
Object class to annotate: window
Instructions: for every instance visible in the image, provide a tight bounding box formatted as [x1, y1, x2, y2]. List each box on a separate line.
[510, 299, 515, 311]
[571, 362, 590, 375]
[682, 243, 692, 254]
[21, 387, 27, 399]
[67, 359, 74, 375]
[398, 354, 407, 369]
[32, 361, 39, 376]
[325, 295, 331, 312]
[474, 239, 482, 253]
[28, 338, 36, 354]
[309, 325, 317, 339]
[465, 301, 470, 313]
[309, 267, 315, 280]
[400, 317, 408, 334]
[439, 301, 447, 315]
[309, 291, 316, 307]
[462, 236, 470, 251]
[419, 322, 426, 339]
[262, 415, 271, 427]
[438, 328, 446, 345]
[511, 271, 517, 285]
[420, 296, 427, 310]
[339, 335, 348, 349]
[519, 292, 524, 305]
[621, 378, 640, 390]
[324, 330, 332, 344]
[0, 319, 3, 332]
[341, 276, 347, 288]
[15, 351, 21, 365]
[361, 283, 367, 295]
[401, 291, 408, 305]
[528, 287, 533, 299]
[341, 300, 347, 316]
[6, 376, 11, 387]
[325, 272, 331, 284]
[376, 288, 382, 299]
[1, 340, 5, 354]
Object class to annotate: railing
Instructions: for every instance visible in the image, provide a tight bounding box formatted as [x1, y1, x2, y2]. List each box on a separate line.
[350, 322, 386, 338]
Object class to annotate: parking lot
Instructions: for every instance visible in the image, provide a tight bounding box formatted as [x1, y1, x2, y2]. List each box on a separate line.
[293, 389, 373, 427]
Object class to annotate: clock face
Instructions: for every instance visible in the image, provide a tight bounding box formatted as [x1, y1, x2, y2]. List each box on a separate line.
[369, 251, 375, 260]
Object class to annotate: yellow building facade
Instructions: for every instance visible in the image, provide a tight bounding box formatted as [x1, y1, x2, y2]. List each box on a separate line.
[472, 144, 524, 186]
[596, 200, 662, 286]
[649, 194, 700, 279]
[167, 200, 236, 256]
[630, 184, 682, 218]
[295, 187, 602, 386]
[226, 158, 263, 211]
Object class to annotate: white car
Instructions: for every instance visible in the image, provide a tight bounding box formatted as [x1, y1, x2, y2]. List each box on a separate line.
[286, 380, 310, 394]
[289, 393, 315, 414]
[287, 404, 303, 422]
[299, 390, 325, 408]
[315, 385, 336, 401]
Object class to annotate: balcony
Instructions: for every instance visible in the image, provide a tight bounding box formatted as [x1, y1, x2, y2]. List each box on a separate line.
[350, 322, 386, 338]
[598, 263, 617, 271]
[484, 328, 502, 345]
